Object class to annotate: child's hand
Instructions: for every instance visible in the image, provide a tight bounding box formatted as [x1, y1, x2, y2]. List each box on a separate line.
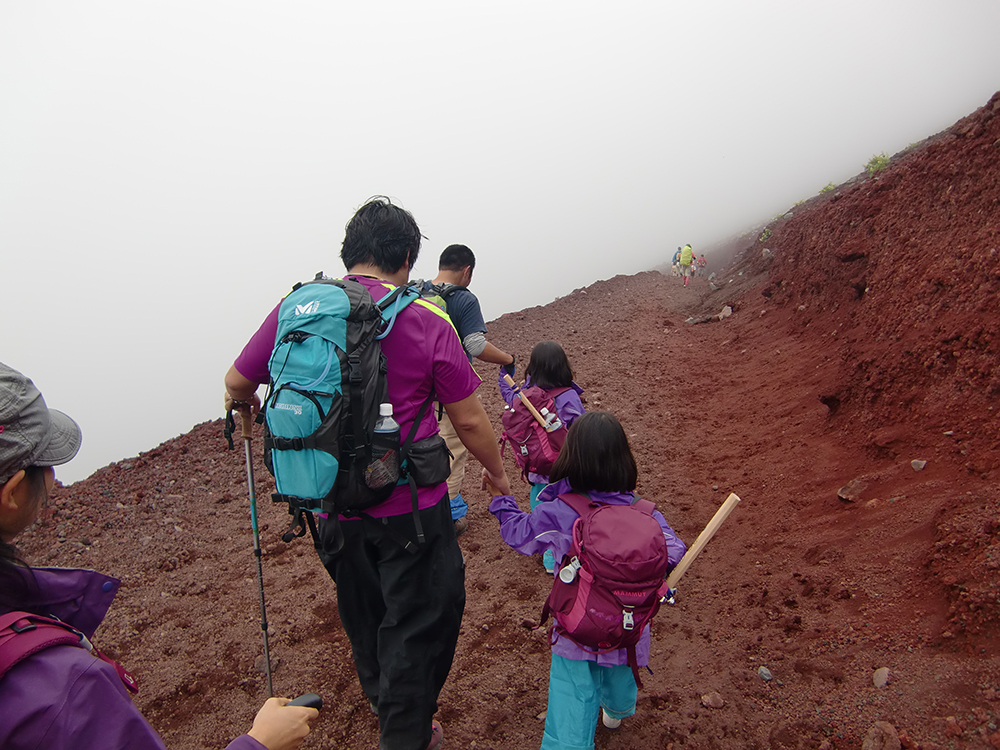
[481, 467, 511, 496]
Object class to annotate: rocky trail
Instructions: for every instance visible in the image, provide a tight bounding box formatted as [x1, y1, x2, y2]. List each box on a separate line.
[17, 91, 1000, 749]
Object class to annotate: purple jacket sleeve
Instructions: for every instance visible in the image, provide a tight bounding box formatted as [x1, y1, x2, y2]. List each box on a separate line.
[552, 384, 585, 427]
[0, 645, 266, 750]
[0, 647, 169, 750]
[498, 368, 517, 407]
[226, 736, 268, 750]
[653, 510, 687, 568]
[488, 494, 577, 559]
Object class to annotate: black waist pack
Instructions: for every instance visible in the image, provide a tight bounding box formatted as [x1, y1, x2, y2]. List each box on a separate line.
[404, 434, 452, 487]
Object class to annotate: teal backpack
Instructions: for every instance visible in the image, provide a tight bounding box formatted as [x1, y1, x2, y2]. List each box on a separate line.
[260, 273, 438, 552]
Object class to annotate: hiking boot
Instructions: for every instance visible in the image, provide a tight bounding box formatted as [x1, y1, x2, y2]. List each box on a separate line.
[601, 709, 622, 729]
[426, 720, 444, 749]
[453, 517, 469, 537]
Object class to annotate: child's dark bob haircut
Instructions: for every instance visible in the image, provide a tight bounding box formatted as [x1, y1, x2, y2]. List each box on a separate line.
[548, 411, 638, 493]
[525, 341, 573, 390]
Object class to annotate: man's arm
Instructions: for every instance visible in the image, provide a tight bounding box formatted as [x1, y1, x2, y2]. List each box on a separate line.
[470, 337, 514, 367]
[447, 291, 514, 367]
[442, 393, 512, 495]
[224, 365, 262, 414]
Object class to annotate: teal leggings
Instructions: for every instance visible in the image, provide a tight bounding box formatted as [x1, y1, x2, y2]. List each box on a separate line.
[530, 481, 545, 510]
[530, 483, 555, 571]
[540, 654, 637, 750]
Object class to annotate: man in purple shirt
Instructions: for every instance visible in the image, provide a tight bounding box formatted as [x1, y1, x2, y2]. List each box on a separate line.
[0, 362, 318, 750]
[225, 197, 512, 750]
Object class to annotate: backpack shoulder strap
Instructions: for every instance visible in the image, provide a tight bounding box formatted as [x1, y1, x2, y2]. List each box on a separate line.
[375, 282, 422, 340]
[0, 611, 140, 693]
[0, 611, 83, 680]
[630, 496, 656, 516]
[556, 492, 598, 518]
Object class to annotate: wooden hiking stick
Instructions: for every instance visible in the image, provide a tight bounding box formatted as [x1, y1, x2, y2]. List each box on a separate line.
[502, 373, 549, 428]
[666, 492, 741, 589]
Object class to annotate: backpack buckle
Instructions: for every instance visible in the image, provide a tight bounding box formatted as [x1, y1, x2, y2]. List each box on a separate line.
[622, 609, 635, 631]
[348, 353, 362, 384]
[10, 618, 37, 634]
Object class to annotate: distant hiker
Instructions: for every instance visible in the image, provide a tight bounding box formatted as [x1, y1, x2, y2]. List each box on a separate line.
[488, 412, 686, 750]
[697, 254, 707, 276]
[224, 197, 512, 750]
[422, 244, 515, 537]
[499, 341, 584, 573]
[0, 362, 318, 750]
[671, 246, 682, 276]
[679, 243, 695, 286]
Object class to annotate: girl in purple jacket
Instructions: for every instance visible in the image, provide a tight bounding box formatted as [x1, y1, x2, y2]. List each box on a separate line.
[499, 341, 585, 572]
[489, 412, 686, 750]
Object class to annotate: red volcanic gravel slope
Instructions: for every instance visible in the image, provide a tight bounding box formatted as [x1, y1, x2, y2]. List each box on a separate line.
[17, 91, 1000, 749]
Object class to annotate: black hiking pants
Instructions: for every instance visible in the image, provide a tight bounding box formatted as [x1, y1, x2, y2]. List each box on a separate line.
[319, 493, 465, 750]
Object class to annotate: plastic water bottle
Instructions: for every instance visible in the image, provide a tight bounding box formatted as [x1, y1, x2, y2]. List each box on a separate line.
[540, 407, 563, 433]
[366, 403, 400, 489]
[375, 403, 399, 435]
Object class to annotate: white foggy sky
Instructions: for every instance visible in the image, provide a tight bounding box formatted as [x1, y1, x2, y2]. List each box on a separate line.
[2, 1, 998, 484]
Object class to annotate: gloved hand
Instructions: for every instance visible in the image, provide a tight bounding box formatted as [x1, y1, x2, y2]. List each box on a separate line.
[502, 356, 516, 377]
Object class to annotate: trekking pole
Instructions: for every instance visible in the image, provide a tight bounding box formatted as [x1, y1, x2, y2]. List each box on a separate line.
[228, 402, 274, 697]
[502, 373, 549, 429]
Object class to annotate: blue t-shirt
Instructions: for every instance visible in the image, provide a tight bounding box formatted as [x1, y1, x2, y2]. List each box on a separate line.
[421, 283, 486, 361]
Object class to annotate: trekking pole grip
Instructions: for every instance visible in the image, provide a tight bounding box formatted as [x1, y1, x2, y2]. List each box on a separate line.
[239, 408, 254, 440]
[288, 693, 323, 709]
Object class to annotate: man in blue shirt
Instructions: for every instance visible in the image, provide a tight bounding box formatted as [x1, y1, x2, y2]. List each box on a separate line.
[425, 245, 514, 534]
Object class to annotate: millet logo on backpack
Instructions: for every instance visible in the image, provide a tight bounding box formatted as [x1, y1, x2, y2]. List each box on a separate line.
[275, 403, 303, 415]
[294, 301, 320, 315]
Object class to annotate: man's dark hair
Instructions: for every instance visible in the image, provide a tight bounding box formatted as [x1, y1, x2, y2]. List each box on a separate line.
[549, 412, 638, 493]
[525, 341, 573, 389]
[341, 196, 422, 274]
[438, 244, 476, 272]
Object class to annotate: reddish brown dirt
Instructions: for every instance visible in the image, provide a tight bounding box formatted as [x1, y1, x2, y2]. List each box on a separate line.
[17, 91, 1000, 749]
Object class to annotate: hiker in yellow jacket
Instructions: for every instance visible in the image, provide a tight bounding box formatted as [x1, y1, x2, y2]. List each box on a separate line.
[679, 244, 695, 286]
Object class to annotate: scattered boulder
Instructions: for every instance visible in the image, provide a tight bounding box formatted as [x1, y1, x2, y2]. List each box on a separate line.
[838, 477, 869, 503]
[873, 667, 891, 688]
[701, 691, 725, 709]
[758, 666, 773, 682]
[942, 716, 964, 737]
[861, 721, 901, 750]
[910, 459, 927, 471]
[254, 654, 279, 674]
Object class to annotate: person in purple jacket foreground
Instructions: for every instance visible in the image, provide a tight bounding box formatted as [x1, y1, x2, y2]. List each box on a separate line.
[0, 362, 317, 750]
[498, 340, 585, 572]
[488, 411, 686, 750]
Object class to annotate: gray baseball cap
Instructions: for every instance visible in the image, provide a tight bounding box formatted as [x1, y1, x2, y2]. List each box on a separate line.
[0, 362, 82, 485]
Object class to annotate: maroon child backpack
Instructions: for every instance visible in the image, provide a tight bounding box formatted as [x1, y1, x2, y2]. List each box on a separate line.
[500, 385, 570, 477]
[539, 492, 672, 688]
